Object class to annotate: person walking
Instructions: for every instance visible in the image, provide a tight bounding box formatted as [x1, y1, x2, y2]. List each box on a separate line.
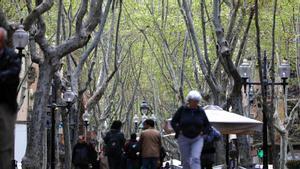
[171, 90, 211, 169]
[139, 119, 162, 169]
[104, 120, 126, 169]
[86, 131, 99, 169]
[229, 136, 238, 169]
[124, 133, 140, 169]
[0, 27, 22, 169]
[72, 135, 95, 169]
[201, 127, 221, 169]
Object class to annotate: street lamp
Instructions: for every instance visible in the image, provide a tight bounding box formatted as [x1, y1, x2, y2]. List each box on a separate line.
[82, 111, 91, 140]
[141, 114, 148, 123]
[13, 25, 29, 56]
[238, 59, 251, 93]
[140, 101, 150, 115]
[239, 57, 291, 169]
[278, 60, 291, 79]
[278, 60, 291, 93]
[133, 114, 139, 133]
[62, 87, 76, 107]
[150, 113, 157, 122]
[47, 86, 75, 169]
[239, 59, 251, 79]
[12, 25, 29, 169]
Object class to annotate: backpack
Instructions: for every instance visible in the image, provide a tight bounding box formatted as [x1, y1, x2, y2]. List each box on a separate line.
[126, 141, 140, 159]
[73, 144, 90, 165]
[204, 127, 221, 143]
[105, 133, 123, 157]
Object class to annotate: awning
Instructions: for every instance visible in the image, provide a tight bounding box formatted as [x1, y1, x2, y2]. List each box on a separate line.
[164, 105, 262, 135]
[203, 105, 262, 134]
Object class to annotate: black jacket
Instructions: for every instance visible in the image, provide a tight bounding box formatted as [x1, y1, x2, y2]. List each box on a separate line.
[103, 129, 126, 155]
[171, 105, 211, 138]
[0, 48, 21, 112]
[72, 142, 96, 166]
[103, 129, 126, 145]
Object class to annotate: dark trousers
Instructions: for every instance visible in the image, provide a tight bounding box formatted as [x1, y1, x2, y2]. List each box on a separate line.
[201, 163, 213, 169]
[142, 157, 158, 169]
[74, 164, 89, 169]
[108, 155, 122, 169]
[0, 105, 16, 169]
[127, 159, 140, 169]
[201, 153, 214, 169]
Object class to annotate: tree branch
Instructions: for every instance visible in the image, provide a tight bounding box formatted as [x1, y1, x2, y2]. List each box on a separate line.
[286, 100, 300, 130]
[212, 0, 242, 97]
[225, 0, 240, 42]
[23, 0, 54, 30]
[180, 0, 221, 97]
[84, 0, 104, 33]
[0, 8, 9, 30]
[235, 7, 255, 66]
[72, 0, 113, 94]
[75, 0, 88, 35]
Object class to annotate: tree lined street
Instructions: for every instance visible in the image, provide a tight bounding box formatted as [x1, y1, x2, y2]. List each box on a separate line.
[0, 0, 300, 169]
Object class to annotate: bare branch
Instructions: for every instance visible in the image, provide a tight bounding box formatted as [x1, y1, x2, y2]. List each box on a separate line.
[180, 0, 221, 97]
[84, 0, 104, 33]
[73, 0, 113, 93]
[225, 0, 241, 42]
[200, 0, 211, 74]
[85, 68, 118, 111]
[286, 100, 300, 130]
[0, 8, 9, 30]
[235, 7, 254, 66]
[23, 0, 54, 30]
[212, 0, 242, 85]
[75, 0, 88, 35]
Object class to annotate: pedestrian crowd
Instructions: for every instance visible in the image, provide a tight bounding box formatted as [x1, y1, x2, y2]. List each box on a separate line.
[72, 91, 222, 169]
[72, 119, 166, 169]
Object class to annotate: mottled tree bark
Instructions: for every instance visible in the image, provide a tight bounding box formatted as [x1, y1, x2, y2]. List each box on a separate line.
[22, 60, 54, 169]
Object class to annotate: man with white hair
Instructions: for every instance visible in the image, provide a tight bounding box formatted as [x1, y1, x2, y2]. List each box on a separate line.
[171, 90, 211, 169]
[0, 27, 21, 169]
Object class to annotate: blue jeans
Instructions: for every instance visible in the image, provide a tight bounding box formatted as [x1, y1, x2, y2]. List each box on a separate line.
[177, 135, 204, 169]
[142, 157, 158, 169]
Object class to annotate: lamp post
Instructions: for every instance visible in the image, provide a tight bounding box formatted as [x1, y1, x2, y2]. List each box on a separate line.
[82, 111, 91, 141]
[11, 24, 29, 169]
[150, 113, 157, 123]
[239, 57, 290, 169]
[140, 101, 149, 129]
[13, 25, 29, 56]
[140, 101, 150, 115]
[48, 86, 75, 169]
[133, 114, 139, 133]
[62, 87, 76, 109]
[141, 114, 148, 123]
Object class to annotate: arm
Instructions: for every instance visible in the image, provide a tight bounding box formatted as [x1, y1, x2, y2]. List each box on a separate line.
[120, 133, 126, 147]
[171, 106, 183, 132]
[0, 52, 21, 83]
[103, 132, 110, 144]
[139, 133, 144, 154]
[201, 109, 211, 135]
[124, 142, 129, 153]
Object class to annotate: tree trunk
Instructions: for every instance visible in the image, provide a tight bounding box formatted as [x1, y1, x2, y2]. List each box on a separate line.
[279, 131, 288, 169]
[22, 61, 54, 169]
